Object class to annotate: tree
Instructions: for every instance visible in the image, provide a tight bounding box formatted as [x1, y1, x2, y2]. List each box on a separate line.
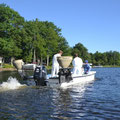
[105, 51, 120, 66]
[0, 38, 22, 58]
[0, 4, 24, 58]
[72, 43, 90, 61]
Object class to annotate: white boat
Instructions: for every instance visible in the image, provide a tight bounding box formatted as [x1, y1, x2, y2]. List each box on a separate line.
[46, 71, 96, 87]
[13, 57, 96, 87]
[22, 64, 37, 70]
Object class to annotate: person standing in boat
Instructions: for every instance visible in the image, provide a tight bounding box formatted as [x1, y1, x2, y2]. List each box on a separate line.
[84, 60, 91, 74]
[72, 53, 83, 76]
[51, 50, 63, 77]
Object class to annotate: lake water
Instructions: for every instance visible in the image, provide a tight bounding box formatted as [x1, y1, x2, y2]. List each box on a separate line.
[0, 68, 120, 120]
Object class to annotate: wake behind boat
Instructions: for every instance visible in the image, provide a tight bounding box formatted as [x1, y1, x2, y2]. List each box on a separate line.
[13, 56, 96, 87]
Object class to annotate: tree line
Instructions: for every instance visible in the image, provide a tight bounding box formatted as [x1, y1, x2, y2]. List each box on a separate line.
[0, 4, 120, 66]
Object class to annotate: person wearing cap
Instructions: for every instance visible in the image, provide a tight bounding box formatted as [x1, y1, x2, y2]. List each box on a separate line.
[51, 50, 63, 77]
[84, 60, 91, 74]
[72, 53, 83, 76]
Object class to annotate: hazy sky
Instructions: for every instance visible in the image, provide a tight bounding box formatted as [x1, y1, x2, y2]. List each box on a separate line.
[1, 0, 120, 53]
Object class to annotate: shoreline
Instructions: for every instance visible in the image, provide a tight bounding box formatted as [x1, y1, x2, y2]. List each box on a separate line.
[0, 68, 17, 71]
[0, 66, 120, 72]
[93, 66, 120, 68]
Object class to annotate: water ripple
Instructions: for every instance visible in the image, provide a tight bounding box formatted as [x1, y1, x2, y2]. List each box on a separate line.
[0, 68, 120, 119]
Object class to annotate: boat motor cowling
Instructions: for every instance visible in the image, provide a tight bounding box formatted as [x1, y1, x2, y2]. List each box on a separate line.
[58, 68, 73, 84]
[34, 66, 47, 86]
[57, 56, 73, 84]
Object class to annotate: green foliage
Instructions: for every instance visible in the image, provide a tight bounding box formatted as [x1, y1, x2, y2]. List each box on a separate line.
[91, 51, 120, 66]
[0, 4, 71, 63]
[0, 38, 22, 57]
[0, 3, 24, 58]
[72, 43, 90, 61]
[0, 4, 120, 66]
[3, 63, 14, 68]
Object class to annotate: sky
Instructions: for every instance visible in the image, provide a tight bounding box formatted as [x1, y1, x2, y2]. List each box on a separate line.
[0, 0, 120, 53]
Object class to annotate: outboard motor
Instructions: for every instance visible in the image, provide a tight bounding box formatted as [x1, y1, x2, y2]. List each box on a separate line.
[58, 68, 73, 84]
[34, 65, 47, 86]
[57, 56, 73, 84]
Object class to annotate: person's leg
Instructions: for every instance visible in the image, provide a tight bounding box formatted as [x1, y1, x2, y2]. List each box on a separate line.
[78, 68, 82, 75]
[56, 65, 59, 76]
[76, 67, 82, 76]
[72, 67, 77, 76]
[51, 66, 55, 77]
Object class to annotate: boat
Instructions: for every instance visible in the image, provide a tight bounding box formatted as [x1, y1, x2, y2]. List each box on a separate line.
[46, 71, 96, 87]
[13, 57, 96, 87]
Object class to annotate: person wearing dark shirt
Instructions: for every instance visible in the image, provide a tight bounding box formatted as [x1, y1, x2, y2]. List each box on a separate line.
[84, 60, 91, 74]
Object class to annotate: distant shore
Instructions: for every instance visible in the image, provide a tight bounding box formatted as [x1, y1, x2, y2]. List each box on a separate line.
[0, 66, 120, 72]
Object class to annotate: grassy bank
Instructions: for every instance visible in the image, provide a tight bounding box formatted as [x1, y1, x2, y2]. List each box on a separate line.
[93, 65, 120, 68]
[0, 63, 16, 71]
[103, 65, 120, 67]
[0, 63, 51, 71]
[0, 68, 16, 71]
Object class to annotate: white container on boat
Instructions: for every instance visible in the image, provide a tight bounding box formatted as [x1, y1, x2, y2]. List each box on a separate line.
[13, 59, 24, 70]
[57, 56, 73, 68]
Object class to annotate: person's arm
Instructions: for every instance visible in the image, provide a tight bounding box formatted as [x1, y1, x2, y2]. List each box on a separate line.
[86, 64, 91, 73]
[72, 59, 75, 67]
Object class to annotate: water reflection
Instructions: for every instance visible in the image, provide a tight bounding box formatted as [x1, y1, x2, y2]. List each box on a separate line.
[50, 79, 95, 119]
[0, 72, 95, 119]
[2, 69, 120, 119]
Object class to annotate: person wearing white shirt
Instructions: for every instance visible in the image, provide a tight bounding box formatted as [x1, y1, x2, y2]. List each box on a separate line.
[51, 50, 63, 77]
[72, 53, 83, 76]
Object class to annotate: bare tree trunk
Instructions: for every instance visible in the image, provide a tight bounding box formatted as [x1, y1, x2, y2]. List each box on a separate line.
[37, 59, 40, 65]
[47, 55, 49, 66]
[11, 57, 15, 66]
[40, 56, 43, 65]
[0, 57, 3, 68]
[33, 49, 36, 63]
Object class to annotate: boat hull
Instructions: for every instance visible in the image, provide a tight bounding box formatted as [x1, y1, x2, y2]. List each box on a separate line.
[46, 71, 96, 87]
